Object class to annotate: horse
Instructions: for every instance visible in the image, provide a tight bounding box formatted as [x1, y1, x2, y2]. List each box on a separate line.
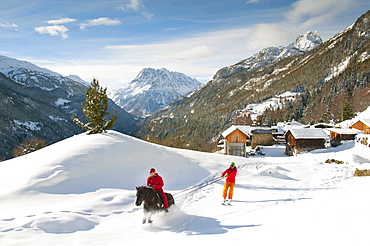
[135, 186, 175, 224]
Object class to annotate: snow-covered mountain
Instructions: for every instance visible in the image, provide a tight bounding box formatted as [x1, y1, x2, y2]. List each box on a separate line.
[0, 55, 138, 160]
[108, 68, 201, 118]
[232, 31, 322, 72]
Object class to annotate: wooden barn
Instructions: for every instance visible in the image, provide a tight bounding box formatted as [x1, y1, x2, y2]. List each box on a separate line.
[329, 128, 361, 141]
[221, 125, 251, 157]
[350, 118, 370, 134]
[284, 128, 328, 156]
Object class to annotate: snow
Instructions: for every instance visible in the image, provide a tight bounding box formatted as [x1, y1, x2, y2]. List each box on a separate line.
[55, 98, 70, 106]
[287, 128, 328, 139]
[0, 129, 370, 245]
[13, 120, 42, 131]
[325, 56, 351, 81]
[0, 55, 62, 78]
[107, 67, 201, 117]
[240, 91, 300, 121]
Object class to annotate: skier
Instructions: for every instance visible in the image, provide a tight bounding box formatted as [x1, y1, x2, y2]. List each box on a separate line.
[146, 168, 169, 212]
[221, 162, 238, 205]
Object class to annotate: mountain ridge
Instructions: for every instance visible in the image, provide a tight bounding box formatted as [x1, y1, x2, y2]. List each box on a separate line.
[108, 67, 201, 118]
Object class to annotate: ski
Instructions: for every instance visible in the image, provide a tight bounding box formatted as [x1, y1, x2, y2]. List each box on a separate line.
[222, 200, 232, 205]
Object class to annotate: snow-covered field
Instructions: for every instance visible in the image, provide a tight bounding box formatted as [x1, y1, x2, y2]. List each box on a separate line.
[0, 131, 370, 245]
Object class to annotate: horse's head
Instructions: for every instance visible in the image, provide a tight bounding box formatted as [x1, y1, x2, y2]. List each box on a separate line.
[135, 186, 145, 206]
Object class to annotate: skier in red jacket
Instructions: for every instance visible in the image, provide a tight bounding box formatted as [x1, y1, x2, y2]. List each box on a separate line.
[221, 162, 238, 205]
[146, 168, 169, 211]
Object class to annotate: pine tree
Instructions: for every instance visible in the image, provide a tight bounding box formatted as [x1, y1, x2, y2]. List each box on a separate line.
[72, 78, 117, 134]
[342, 101, 353, 121]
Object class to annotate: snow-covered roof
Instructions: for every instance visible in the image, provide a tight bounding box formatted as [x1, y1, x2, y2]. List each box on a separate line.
[221, 125, 251, 137]
[277, 121, 310, 132]
[342, 106, 370, 128]
[328, 128, 362, 134]
[351, 117, 370, 127]
[286, 128, 328, 139]
[313, 123, 335, 128]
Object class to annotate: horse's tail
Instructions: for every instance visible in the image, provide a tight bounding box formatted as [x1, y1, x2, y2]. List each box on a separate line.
[165, 193, 175, 206]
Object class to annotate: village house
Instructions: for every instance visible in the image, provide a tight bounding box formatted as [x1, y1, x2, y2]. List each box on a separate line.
[284, 128, 328, 156]
[221, 125, 276, 157]
[221, 125, 251, 157]
[350, 118, 370, 134]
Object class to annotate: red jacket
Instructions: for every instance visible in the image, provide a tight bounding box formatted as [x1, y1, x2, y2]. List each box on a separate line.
[222, 167, 237, 183]
[147, 174, 164, 190]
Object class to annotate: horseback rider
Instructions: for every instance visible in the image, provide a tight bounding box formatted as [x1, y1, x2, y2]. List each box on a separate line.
[146, 168, 169, 212]
[221, 162, 238, 205]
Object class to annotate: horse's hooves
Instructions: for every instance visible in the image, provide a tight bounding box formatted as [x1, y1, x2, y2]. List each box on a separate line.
[148, 220, 153, 224]
[142, 219, 146, 224]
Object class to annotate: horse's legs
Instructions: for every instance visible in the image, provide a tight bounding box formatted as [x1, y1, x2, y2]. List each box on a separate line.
[142, 214, 147, 224]
[142, 211, 154, 224]
[142, 205, 149, 224]
[147, 212, 153, 223]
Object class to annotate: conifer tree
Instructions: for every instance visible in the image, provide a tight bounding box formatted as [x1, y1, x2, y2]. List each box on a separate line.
[342, 101, 353, 121]
[72, 78, 117, 134]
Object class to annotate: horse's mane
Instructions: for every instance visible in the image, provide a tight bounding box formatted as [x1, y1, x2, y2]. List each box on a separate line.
[136, 185, 154, 190]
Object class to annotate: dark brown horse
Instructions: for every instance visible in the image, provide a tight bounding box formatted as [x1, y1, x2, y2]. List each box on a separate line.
[135, 186, 175, 224]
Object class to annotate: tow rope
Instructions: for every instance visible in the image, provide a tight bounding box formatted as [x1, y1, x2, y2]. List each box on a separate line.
[173, 176, 224, 199]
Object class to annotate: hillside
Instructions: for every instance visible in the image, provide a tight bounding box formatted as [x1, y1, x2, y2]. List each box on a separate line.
[0, 130, 369, 245]
[137, 10, 370, 152]
[0, 56, 139, 160]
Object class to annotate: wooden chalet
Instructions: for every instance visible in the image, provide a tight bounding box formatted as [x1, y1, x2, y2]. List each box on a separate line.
[284, 128, 328, 156]
[221, 125, 251, 157]
[350, 118, 370, 134]
[221, 125, 276, 157]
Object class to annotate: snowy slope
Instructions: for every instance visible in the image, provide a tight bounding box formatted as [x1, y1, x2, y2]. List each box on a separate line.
[0, 55, 87, 89]
[108, 68, 201, 118]
[0, 55, 61, 78]
[0, 125, 370, 245]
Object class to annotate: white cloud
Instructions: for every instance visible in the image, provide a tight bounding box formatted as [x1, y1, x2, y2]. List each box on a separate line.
[245, 0, 354, 51]
[126, 0, 143, 11]
[44, 17, 77, 25]
[246, 23, 291, 50]
[158, 46, 218, 60]
[34, 25, 69, 39]
[245, 0, 261, 3]
[117, 0, 144, 11]
[0, 21, 18, 29]
[116, 0, 153, 20]
[79, 17, 121, 29]
[141, 11, 154, 20]
[285, 0, 352, 25]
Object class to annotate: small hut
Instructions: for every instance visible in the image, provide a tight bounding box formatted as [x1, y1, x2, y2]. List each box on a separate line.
[285, 128, 328, 156]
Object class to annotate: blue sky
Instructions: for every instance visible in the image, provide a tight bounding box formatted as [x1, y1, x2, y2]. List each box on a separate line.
[1, 0, 369, 89]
